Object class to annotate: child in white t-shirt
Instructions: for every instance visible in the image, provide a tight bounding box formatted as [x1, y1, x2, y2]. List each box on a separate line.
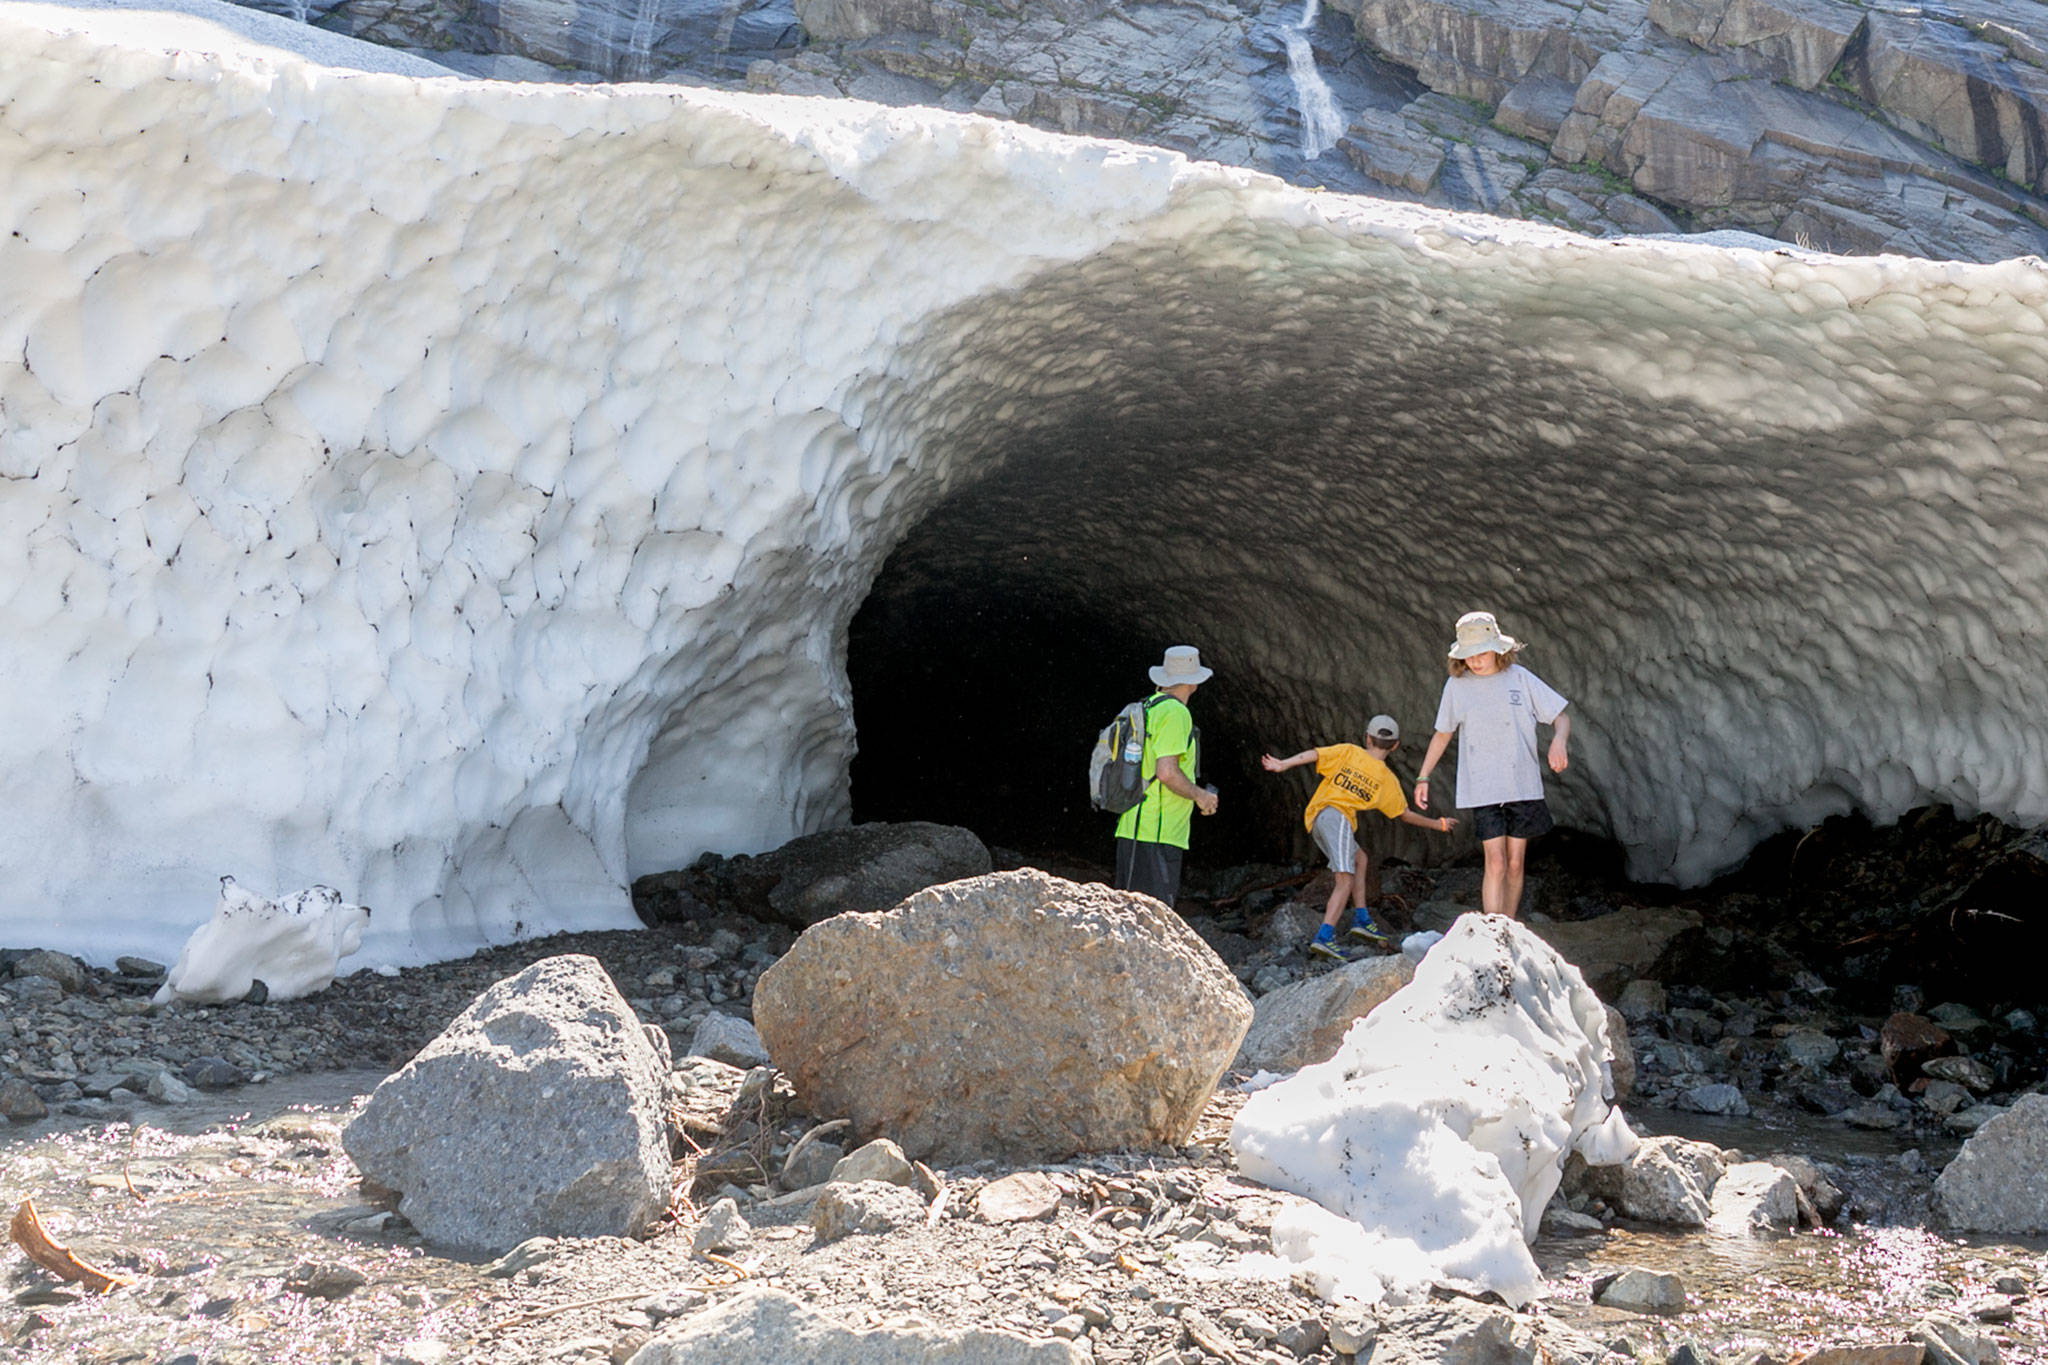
[1413, 611, 1572, 920]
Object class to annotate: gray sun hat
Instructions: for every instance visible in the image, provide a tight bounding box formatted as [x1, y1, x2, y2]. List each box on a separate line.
[1447, 611, 1520, 660]
[1149, 645, 1214, 687]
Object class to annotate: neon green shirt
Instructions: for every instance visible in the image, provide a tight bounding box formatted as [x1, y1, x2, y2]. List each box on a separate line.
[1114, 694, 1197, 850]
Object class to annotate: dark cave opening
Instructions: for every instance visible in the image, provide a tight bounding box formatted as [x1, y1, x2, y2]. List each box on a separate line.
[845, 558, 1293, 871]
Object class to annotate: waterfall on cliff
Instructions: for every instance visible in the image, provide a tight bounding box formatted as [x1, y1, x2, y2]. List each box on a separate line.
[623, 0, 667, 80]
[1285, 0, 1345, 160]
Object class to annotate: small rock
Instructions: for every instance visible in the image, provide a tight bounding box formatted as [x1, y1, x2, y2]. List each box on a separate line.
[281, 1260, 368, 1299]
[115, 956, 166, 978]
[1709, 1162, 1802, 1235]
[1842, 1103, 1905, 1131]
[11, 951, 85, 994]
[779, 1138, 844, 1191]
[811, 1180, 926, 1243]
[686, 1012, 769, 1070]
[1540, 1205, 1605, 1236]
[1944, 1105, 2006, 1135]
[1615, 978, 1667, 1022]
[1791, 1348, 1925, 1365]
[1881, 1013, 1954, 1084]
[181, 1057, 247, 1091]
[690, 1198, 751, 1257]
[1679, 1082, 1750, 1116]
[830, 1138, 916, 1187]
[1592, 1267, 1686, 1314]
[484, 1237, 562, 1278]
[1963, 1295, 2012, 1323]
[1219, 1307, 1277, 1341]
[1665, 1342, 1715, 1365]
[7, 976, 65, 1006]
[0, 1078, 48, 1123]
[1257, 1317, 1315, 1357]
[635, 1288, 709, 1321]
[1919, 1057, 1995, 1094]
[1913, 1310, 2002, 1365]
[1780, 1030, 1840, 1070]
[1327, 1314, 1375, 1356]
[978, 1171, 1062, 1223]
[147, 1071, 197, 1105]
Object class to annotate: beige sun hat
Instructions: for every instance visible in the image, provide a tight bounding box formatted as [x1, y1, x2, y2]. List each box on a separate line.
[1149, 645, 1214, 687]
[1447, 611, 1521, 660]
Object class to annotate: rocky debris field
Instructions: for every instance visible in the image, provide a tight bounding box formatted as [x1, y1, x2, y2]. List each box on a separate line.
[269, 0, 2048, 263]
[3, 808, 2047, 1363]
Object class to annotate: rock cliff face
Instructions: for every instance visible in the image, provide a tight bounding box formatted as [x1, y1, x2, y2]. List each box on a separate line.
[283, 0, 2048, 262]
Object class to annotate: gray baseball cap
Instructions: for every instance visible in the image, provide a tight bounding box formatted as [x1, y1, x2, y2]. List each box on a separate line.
[1367, 714, 1400, 742]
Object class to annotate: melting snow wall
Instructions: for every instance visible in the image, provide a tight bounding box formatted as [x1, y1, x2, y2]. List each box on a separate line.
[4, 1, 2048, 965]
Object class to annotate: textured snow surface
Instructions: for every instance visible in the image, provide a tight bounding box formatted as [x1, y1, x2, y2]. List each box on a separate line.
[4, 1, 2048, 963]
[1228, 915, 1636, 1306]
[153, 876, 370, 1004]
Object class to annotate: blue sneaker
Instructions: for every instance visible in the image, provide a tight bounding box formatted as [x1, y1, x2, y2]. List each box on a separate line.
[1308, 925, 1345, 960]
[1348, 913, 1389, 945]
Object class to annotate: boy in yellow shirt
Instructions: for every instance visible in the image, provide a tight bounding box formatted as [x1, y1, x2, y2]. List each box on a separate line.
[1261, 715, 1458, 959]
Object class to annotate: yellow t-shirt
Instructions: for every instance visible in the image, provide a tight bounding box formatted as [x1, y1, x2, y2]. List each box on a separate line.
[1303, 745, 1407, 831]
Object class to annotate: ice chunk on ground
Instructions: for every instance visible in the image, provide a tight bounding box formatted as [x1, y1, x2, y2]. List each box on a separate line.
[154, 876, 371, 1003]
[1229, 914, 1635, 1305]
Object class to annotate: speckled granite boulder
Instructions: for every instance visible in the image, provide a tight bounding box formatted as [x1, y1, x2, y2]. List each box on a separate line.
[1934, 1092, 2048, 1234]
[342, 955, 671, 1255]
[753, 869, 1252, 1164]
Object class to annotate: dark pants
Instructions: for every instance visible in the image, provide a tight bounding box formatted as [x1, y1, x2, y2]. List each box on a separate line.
[1113, 837, 1184, 908]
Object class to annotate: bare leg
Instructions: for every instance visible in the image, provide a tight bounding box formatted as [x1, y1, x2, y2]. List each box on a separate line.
[1501, 836, 1529, 920]
[1358, 843, 1379, 911]
[1480, 836, 1512, 917]
[1323, 871, 1354, 930]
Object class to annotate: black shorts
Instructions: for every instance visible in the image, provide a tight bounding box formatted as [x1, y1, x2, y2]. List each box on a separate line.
[1468, 799, 1554, 841]
[1113, 838, 1184, 909]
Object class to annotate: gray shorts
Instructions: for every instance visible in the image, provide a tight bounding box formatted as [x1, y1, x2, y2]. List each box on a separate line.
[1311, 807, 1359, 874]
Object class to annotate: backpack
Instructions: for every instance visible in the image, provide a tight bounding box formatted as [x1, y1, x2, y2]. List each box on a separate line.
[1089, 693, 1184, 815]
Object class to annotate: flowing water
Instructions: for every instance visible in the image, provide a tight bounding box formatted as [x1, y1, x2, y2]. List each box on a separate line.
[1537, 1108, 2048, 1356]
[0, 1072, 495, 1365]
[622, 0, 668, 81]
[1284, 0, 1346, 161]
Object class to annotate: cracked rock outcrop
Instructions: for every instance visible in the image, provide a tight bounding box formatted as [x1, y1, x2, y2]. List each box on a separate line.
[2, 2, 2048, 964]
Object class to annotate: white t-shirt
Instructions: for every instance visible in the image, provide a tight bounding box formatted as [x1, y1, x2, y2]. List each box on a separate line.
[1433, 664, 1569, 809]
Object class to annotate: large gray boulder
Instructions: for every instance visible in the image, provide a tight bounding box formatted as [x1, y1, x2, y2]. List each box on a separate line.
[753, 869, 1252, 1164]
[1235, 953, 1416, 1072]
[1933, 1092, 2048, 1234]
[627, 1287, 1086, 1363]
[342, 955, 672, 1255]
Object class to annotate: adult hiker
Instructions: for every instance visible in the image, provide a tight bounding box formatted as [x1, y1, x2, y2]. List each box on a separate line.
[1112, 645, 1219, 909]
